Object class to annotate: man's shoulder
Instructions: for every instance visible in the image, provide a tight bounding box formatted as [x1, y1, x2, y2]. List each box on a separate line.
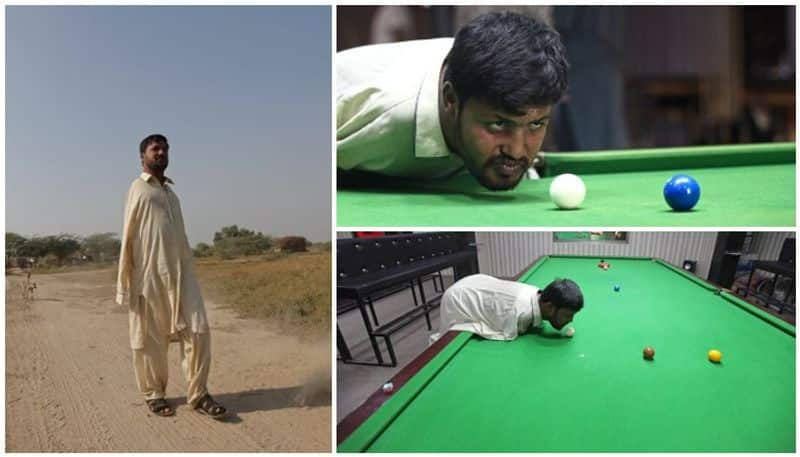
[128, 176, 147, 190]
[337, 37, 454, 88]
[126, 176, 158, 200]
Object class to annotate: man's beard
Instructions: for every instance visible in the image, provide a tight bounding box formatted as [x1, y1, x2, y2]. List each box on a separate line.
[148, 158, 168, 172]
[470, 155, 528, 191]
[453, 120, 527, 191]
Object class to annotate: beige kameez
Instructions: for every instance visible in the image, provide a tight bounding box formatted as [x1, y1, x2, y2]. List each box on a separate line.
[116, 172, 211, 406]
[430, 274, 543, 343]
[337, 38, 467, 179]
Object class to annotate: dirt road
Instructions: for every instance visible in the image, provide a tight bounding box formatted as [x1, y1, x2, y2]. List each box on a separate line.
[6, 269, 331, 451]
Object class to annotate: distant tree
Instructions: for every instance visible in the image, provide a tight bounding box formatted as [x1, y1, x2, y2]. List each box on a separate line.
[46, 235, 82, 264]
[193, 242, 214, 257]
[17, 236, 49, 258]
[215, 225, 260, 241]
[6, 232, 28, 258]
[82, 232, 121, 262]
[212, 225, 272, 259]
[16, 235, 80, 265]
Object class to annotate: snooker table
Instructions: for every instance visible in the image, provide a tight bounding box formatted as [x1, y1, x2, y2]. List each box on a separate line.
[337, 142, 795, 227]
[337, 255, 796, 452]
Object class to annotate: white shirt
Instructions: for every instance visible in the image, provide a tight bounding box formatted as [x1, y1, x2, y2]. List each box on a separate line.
[116, 173, 209, 349]
[336, 38, 467, 179]
[433, 274, 542, 342]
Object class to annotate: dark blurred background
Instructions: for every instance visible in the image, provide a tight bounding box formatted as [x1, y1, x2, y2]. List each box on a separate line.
[337, 6, 795, 151]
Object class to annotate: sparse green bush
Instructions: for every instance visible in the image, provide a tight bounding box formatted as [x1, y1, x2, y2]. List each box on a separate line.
[212, 225, 272, 259]
[193, 242, 214, 257]
[81, 233, 121, 262]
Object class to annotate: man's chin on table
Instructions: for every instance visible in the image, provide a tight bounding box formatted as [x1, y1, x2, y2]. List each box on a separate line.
[471, 156, 531, 191]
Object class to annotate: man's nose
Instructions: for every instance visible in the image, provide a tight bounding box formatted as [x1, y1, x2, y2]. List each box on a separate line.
[507, 130, 527, 159]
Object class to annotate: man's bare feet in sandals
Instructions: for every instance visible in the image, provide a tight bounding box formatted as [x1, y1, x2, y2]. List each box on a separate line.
[146, 398, 175, 417]
[195, 394, 226, 420]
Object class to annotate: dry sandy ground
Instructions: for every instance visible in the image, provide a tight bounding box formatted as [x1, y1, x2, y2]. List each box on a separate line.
[6, 269, 331, 452]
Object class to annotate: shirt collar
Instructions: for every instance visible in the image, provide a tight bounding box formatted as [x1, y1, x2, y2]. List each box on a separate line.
[140, 172, 174, 185]
[414, 41, 454, 159]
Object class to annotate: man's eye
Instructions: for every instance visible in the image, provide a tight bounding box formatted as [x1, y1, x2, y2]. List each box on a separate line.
[529, 121, 545, 131]
[488, 121, 508, 132]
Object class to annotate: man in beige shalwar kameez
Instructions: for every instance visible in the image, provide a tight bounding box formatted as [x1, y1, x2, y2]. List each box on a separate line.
[117, 134, 226, 419]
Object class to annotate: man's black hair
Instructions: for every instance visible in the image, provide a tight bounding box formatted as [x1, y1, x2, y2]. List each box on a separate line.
[444, 11, 568, 115]
[541, 278, 583, 311]
[139, 134, 169, 156]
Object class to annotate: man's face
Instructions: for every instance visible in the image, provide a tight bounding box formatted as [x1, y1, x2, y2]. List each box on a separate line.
[549, 307, 576, 330]
[454, 98, 551, 191]
[541, 300, 576, 330]
[142, 141, 169, 172]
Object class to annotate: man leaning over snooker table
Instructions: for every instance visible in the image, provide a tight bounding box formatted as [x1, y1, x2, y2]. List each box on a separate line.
[337, 11, 569, 191]
[429, 274, 584, 343]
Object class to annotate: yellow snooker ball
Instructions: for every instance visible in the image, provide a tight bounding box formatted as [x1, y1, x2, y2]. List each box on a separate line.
[708, 349, 722, 363]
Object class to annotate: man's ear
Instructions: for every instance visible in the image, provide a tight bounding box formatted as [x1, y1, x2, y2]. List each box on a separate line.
[442, 81, 459, 116]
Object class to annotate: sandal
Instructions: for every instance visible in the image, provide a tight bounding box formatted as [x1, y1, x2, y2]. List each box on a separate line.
[146, 398, 175, 417]
[194, 394, 226, 420]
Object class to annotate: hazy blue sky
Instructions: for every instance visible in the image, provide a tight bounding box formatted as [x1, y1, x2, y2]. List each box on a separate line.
[7, 6, 331, 245]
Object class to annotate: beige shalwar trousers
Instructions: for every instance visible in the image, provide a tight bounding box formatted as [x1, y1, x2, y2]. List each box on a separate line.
[132, 303, 211, 407]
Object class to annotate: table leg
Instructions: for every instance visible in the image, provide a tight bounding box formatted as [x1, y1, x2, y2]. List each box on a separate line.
[337, 323, 352, 361]
[357, 296, 384, 365]
[367, 296, 379, 325]
[417, 277, 432, 330]
[410, 281, 419, 307]
[383, 335, 398, 367]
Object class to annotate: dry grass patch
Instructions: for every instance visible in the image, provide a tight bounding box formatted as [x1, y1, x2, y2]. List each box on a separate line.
[195, 251, 331, 334]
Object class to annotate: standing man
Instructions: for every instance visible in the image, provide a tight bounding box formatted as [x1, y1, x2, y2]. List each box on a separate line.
[117, 134, 226, 419]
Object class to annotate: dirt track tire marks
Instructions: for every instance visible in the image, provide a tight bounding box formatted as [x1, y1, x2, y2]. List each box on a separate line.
[6, 271, 330, 451]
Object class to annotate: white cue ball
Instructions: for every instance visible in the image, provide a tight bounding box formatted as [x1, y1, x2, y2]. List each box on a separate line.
[382, 382, 394, 393]
[565, 327, 575, 337]
[549, 173, 586, 209]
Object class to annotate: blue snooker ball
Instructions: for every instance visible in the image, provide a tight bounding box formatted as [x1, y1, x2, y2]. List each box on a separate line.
[663, 174, 700, 211]
[614, 285, 620, 292]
